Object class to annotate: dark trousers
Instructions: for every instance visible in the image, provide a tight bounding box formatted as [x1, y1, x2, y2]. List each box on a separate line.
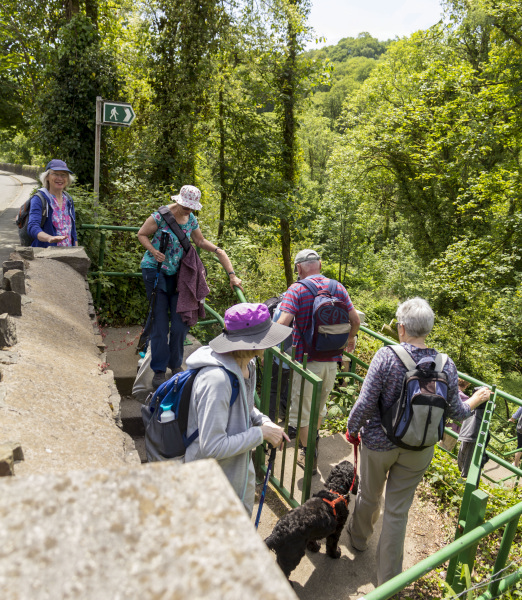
[143, 269, 188, 373]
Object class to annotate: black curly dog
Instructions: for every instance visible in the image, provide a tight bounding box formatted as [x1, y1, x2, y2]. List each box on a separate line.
[265, 460, 359, 580]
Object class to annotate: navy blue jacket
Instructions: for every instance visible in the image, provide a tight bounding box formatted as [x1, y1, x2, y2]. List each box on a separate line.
[27, 188, 77, 247]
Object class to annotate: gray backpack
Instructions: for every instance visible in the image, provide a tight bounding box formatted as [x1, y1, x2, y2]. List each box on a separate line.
[379, 345, 449, 450]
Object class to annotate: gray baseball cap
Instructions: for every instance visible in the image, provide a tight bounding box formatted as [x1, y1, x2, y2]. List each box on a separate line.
[294, 249, 320, 273]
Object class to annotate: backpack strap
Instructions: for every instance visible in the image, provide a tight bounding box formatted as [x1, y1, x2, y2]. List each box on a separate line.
[327, 279, 338, 295]
[34, 191, 48, 228]
[296, 277, 319, 297]
[389, 344, 417, 371]
[183, 367, 240, 447]
[158, 205, 191, 254]
[390, 345, 448, 372]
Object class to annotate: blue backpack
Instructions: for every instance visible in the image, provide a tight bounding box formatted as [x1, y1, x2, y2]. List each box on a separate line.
[141, 367, 239, 462]
[296, 278, 352, 359]
[379, 345, 449, 451]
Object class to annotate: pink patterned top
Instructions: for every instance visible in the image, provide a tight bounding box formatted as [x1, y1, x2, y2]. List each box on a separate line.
[49, 194, 73, 246]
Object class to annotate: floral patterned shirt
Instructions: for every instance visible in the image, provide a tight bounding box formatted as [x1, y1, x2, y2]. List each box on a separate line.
[140, 210, 199, 275]
[50, 194, 73, 246]
[347, 343, 470, 451]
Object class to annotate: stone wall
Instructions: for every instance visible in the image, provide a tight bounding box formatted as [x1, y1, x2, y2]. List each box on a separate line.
[0, 162, 42, 180]
[0, 460, 296, 599]
[0, 246, 139, 475]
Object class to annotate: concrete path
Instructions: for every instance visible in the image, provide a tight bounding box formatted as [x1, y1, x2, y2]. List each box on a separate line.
[0, 170, 37, 265]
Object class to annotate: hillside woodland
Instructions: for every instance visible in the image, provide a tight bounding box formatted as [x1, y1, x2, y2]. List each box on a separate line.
[1, 0, 521, 395]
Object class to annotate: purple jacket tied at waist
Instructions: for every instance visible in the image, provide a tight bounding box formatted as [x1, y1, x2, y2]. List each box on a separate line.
[177, 245, 210, 326]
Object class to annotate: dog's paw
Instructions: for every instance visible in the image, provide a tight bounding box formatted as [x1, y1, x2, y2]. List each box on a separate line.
[307, 540, 321, 553]
[327, 547, 342, 559]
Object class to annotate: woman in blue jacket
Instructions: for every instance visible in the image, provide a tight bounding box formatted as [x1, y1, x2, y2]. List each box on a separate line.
[27, 159, 78, 247]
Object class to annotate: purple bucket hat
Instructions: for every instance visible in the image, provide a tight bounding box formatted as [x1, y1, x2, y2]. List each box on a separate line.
[171, 185, 202, 211]
[209, 303, 292, 353]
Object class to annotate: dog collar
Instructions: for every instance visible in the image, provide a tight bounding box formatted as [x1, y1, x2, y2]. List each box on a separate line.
[322, 490, 348, 517]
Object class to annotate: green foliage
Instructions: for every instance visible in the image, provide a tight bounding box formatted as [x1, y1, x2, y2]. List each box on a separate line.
[37, 15, 123, 185]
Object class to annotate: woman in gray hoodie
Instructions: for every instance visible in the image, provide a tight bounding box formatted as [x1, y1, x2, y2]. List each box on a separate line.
[184, 303, 291, 515]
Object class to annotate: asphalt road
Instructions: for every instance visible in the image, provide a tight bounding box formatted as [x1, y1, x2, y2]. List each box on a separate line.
[0, 170, 38, 265]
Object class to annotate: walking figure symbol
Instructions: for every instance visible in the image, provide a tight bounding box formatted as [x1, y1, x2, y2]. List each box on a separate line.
[110, 107, 118, 120]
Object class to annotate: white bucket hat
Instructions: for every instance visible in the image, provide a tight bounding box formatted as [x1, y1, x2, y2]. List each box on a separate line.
[171, 185, 202, 211]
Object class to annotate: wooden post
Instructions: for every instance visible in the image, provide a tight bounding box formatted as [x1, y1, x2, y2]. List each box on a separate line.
[94, 96, 102, 202]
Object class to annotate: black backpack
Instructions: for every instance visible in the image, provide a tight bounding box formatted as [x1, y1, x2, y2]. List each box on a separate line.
[379, 345, 449, 451]
[264, 294, 292, 352]
[15, 191, 48, 246]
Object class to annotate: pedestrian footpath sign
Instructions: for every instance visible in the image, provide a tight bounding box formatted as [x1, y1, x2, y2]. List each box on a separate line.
[102, 101, 136, 127]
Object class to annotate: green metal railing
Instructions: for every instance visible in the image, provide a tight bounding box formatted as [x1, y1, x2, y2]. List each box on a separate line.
[80, 224, 141, 305]
[257, 345, 323, 507]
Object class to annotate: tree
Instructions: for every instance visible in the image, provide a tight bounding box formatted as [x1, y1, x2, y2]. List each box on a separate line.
[148, 0, 223, 187]
[37, 15, 123, 185]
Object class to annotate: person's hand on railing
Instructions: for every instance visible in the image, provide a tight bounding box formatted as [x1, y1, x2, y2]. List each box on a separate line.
[229, 274, 243, 292]
[345, 336, 357, 354]
[467, 386, 491, 410]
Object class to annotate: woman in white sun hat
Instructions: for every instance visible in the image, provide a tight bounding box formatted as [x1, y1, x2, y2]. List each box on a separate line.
[138, 185, 243, 390]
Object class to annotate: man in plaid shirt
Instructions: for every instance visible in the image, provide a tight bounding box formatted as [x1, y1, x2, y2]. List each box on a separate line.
[277, 249, 360, 473]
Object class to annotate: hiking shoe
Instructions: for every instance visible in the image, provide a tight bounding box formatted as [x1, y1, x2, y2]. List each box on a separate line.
[296, 445, 318, 475]
[287, 425, 297, 440]
[152, 371, 166, 390]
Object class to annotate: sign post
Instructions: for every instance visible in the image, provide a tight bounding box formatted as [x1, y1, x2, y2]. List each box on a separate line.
[93, 99, 136, 201]
[94, 97, 102, 201]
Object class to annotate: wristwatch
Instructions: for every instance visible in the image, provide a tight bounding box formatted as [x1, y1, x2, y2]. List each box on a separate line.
[228, 271, 235, 276]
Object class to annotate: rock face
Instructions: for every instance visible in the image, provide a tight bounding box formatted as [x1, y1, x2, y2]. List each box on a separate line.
[0, 460, 296, 600]
[0, 291, 22, 316]
[0, 313, 17, 347]
[2, 260, 24, 274]
[3, 269, 26, 295]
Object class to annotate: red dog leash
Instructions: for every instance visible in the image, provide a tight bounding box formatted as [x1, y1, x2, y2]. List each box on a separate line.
[345, 430, 360, 494]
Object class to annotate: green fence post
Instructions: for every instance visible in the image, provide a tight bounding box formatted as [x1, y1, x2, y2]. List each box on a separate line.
[447, 387, 496, 582]
[450, 489, 489, 593]
[487, 514, 521, 598]
[96, 231, 106, 306]
[256, 347, 274, 471]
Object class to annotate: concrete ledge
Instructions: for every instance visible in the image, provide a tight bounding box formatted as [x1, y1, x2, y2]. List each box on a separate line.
[0, 460, 296, 600]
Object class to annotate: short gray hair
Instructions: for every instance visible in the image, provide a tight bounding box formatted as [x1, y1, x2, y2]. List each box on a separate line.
[39, 169, 75, 190]
[396, 297, 434, 338]
[298, 260, 321, 276]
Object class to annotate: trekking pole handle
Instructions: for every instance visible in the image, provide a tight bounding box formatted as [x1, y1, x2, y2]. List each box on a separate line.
[159, 231, 169, 254]
[155, 231, 169, 273]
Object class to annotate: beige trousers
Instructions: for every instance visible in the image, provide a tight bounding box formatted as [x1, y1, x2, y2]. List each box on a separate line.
[349, 442, 434, 585]
[288, 361, 337, 428]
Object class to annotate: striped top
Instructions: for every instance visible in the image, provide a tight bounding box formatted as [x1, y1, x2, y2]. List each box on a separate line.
[347, 343, 471, 451]
[279, 274, 354, 362]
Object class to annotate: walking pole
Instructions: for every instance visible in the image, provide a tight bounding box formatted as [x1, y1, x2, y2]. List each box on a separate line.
[255, 446, 277, 529]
